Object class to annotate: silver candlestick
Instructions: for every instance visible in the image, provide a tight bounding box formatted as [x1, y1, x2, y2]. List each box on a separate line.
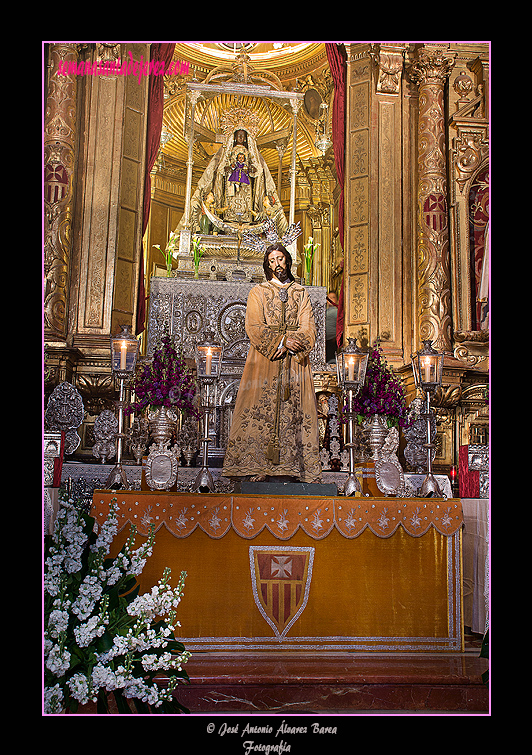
[192, 332, 224, 493]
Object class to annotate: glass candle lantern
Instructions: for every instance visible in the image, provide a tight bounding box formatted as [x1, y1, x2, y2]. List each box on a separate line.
[411, 340, 444, 392]
[336, 337, 369, 391]
[195, 333, 223, 381]
[110, 325, 140, 376]
[335, 338, 368, 496]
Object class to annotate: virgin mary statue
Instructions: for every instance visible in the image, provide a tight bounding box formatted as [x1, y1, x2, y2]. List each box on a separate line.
[176, 126, 288, 238]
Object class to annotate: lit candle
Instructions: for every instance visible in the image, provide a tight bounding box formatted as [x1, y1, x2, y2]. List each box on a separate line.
[120, 341, 127, 370]
[348, 357, 354, 382]
[422, 357, 431, 384]
[449, 465, 457, 482]
[205, 347, 212, 376]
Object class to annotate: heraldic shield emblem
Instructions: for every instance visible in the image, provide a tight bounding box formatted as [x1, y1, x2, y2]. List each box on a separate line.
[249, 546, 315, 639]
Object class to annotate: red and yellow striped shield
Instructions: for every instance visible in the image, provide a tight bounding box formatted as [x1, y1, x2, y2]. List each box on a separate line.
[249, 546, 315, 639]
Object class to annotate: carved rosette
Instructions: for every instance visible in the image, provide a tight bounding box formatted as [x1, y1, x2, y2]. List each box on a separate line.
[44, 44, 79, 339]
[410, 48, 455, 352]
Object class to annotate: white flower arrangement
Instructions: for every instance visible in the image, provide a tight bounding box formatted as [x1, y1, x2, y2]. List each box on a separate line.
[191, 234, 206, 277]
[153, 231, 179, 277]
[303, 236, 319, 284]
[44, 497, 191, 714]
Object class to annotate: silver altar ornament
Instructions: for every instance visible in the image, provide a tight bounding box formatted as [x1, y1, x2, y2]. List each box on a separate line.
[145, 406, 180, 491]
[178, 415, 199, 467]
[106, 325, 140, 489]
[43, 432, 63, 487]
[127, 417, 149, 465]
[144, 442, 180, 491]
[241, 218, 303, 255]
[44, 381, 85, 455]
[410, 340, 445, 498]
[364, 414, 389, 460]
[335, 338, 369, 496]
[374, 426, 407, 497]
[193, 332, 224, 493]
[403, 396, 436, 473]
[92, 409, 118, 464]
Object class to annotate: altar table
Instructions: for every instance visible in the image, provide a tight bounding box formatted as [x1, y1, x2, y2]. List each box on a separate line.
[91, 491, 464, 653]
[461, 498, 489, 634]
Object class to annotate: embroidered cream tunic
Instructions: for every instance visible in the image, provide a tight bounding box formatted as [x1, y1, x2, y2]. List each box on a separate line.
[222, 278, 322, 482]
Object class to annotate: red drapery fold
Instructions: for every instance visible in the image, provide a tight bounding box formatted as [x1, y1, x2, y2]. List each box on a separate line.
[325, 43, 347, 348]
[458, 445, 480, 498]
[136, 42, 176, 335]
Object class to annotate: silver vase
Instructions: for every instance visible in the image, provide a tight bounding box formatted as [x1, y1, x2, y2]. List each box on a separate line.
[148, 405, 178, 448]
[364, 414, 389, 459]
[183, 448, 197, 467]
[145, 406, 180, 491]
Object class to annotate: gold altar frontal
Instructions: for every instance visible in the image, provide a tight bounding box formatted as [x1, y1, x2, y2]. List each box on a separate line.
[91, 491, 464, 653]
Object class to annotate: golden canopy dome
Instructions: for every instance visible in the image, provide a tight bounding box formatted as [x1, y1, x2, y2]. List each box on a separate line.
[160, 43, 331, 174]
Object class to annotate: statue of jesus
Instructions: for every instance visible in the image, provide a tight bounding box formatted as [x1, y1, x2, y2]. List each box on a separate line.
[222, 242, 322, 483]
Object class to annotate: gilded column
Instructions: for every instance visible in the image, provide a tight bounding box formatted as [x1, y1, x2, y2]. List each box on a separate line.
[289, 96, 303, 228]
[44, 43, 79, 340]
[344, 45, 372, 344]
[410, 47, 455, 352]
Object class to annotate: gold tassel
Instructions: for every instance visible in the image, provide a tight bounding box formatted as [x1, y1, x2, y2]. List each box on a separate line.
[282, 356, 291, 401]
[266, 440, 280, 464]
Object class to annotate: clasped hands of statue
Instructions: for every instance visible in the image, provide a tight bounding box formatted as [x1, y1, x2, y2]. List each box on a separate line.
[275, 336, 304, 360]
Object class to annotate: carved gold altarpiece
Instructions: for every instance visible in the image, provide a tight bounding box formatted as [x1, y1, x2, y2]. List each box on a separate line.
[170, 58, 305, 280]
[147, 48, 338, 292]
[44, 42, 489, 474]
[343, 43, 489, 475]
[44, 43, 151, 452]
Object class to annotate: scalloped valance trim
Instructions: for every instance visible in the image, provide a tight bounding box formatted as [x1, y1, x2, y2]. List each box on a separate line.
[91, 492, 463, 541]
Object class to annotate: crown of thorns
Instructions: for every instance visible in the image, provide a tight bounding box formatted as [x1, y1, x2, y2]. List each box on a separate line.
[242, 218, 302, 253]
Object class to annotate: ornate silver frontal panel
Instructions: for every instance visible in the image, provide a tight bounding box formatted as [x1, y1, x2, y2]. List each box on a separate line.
[146, 278, 327, 460]
[146, 277, 327, 368]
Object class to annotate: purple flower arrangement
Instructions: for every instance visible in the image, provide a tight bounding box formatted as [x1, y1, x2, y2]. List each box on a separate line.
[128, 336, 200, 418]
[349, 342, 410, 429]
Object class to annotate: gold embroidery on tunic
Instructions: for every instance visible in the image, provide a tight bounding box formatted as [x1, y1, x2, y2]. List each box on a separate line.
[222, 281, 321, 481]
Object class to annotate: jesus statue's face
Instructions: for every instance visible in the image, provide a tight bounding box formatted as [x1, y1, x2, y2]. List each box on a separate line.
[268, 250, 288, 282]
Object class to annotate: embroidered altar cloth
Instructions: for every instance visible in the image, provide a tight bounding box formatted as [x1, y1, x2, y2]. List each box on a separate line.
[91, 492, 463, 652]
[91, 491, 463, 540]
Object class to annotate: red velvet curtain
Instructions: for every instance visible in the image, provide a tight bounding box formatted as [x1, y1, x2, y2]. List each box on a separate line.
[458, 445, 480, 498]
[136, 42, 176, 335]
[325, 43, 347, 348]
